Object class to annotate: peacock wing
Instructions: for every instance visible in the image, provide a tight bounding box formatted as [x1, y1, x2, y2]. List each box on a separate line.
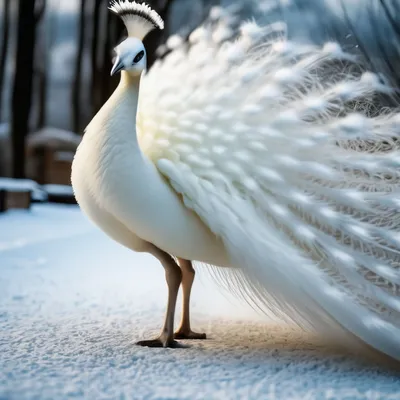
[137, 11, 400, 361]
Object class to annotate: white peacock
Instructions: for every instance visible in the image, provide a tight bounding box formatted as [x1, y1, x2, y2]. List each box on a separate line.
[72, 0, 400, 361]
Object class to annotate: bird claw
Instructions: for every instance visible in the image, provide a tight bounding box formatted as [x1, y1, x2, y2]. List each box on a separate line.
[136, 337, 184, 348]
[174, 330, 207, 340]
[135, 330, 206, 347]
[136, 333, 191, 349]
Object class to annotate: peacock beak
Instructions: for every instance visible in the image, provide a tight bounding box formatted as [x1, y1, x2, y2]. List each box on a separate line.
[111, 56, 124, 76]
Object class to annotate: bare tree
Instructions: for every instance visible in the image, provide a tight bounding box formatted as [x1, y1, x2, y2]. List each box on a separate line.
[90, 0, 103, 115]
[34, 0, 48, 129]
[72, 0, 86, 133]
[0, 0, 11, 122]
[100, 7, 124, 105]
[11, 0, 38, 178]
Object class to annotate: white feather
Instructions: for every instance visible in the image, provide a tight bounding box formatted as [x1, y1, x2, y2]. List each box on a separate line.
[73, 2, 400, 361]
[109, 0, 164, 40]
[137, 16, 400, 360]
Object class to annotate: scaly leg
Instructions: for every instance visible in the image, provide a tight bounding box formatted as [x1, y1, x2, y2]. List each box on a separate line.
[174, 258, 207, 340]
[136, 245, 182, 348]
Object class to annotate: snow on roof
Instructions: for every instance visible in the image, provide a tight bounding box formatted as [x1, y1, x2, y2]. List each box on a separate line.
[0, 178, 39, 192]
[42, 184, 74, 196]
[27, 127, 81, 150]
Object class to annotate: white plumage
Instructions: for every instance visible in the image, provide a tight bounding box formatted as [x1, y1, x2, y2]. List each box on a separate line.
[72, 0, 400, 361]
[109, 0, 164, 39]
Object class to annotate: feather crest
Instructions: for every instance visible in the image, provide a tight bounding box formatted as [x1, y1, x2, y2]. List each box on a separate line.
[109, 0, 164, 40]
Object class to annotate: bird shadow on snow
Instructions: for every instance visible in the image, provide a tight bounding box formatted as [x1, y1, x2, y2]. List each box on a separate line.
[46, 312, 397, 376]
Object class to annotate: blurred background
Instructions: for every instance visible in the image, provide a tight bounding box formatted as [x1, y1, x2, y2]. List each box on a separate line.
[0, 0, 221, 208]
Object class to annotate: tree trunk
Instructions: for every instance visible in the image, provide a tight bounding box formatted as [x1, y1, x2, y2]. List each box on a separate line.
[90, 0, 103, 115]
[0, 0, 11, 122]
[72, 0, 86, 133]
[101, 9, 124, 105]
[35, 0, 47, 129]
[11, 0, 37, 179]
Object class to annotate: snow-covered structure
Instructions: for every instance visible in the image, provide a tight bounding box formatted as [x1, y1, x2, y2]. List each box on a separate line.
[26, 127, 81, 186]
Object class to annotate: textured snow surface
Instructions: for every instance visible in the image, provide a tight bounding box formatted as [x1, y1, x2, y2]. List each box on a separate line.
[0, 205, 399, 400]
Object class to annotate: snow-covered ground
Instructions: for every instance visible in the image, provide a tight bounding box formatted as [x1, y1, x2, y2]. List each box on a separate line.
[0, 205, 399, 400]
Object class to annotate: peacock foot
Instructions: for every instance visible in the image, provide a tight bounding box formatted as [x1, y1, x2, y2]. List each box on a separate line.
[174, 329, 207, 340]
[136, 331, 186, 348]
[136, 337, 181, 348]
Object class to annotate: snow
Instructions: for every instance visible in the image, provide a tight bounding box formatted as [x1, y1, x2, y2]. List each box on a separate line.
[42, 184, 74, 196]
[0, 205, 399, 400]
[0, 178, 38, 192]
[0, 179, 49, 203]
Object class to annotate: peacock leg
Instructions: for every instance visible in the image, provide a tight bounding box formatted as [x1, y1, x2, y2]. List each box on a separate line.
[174, 258, 207, 340]
[136, 245, 182, 348]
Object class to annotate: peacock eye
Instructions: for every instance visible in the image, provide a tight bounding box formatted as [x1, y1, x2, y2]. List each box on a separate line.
[133, 50, 145, 64]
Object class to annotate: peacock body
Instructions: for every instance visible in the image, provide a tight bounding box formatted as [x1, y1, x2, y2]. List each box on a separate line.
[72, 0, 400, 361]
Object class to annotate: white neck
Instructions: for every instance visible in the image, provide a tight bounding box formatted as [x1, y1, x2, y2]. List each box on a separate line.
[86, 71, 142, 151]
[119, 70, 141, 95]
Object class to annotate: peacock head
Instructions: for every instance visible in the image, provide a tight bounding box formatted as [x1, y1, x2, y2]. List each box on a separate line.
[109, 0, 164, 77]
[111, 38, 147, 76]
